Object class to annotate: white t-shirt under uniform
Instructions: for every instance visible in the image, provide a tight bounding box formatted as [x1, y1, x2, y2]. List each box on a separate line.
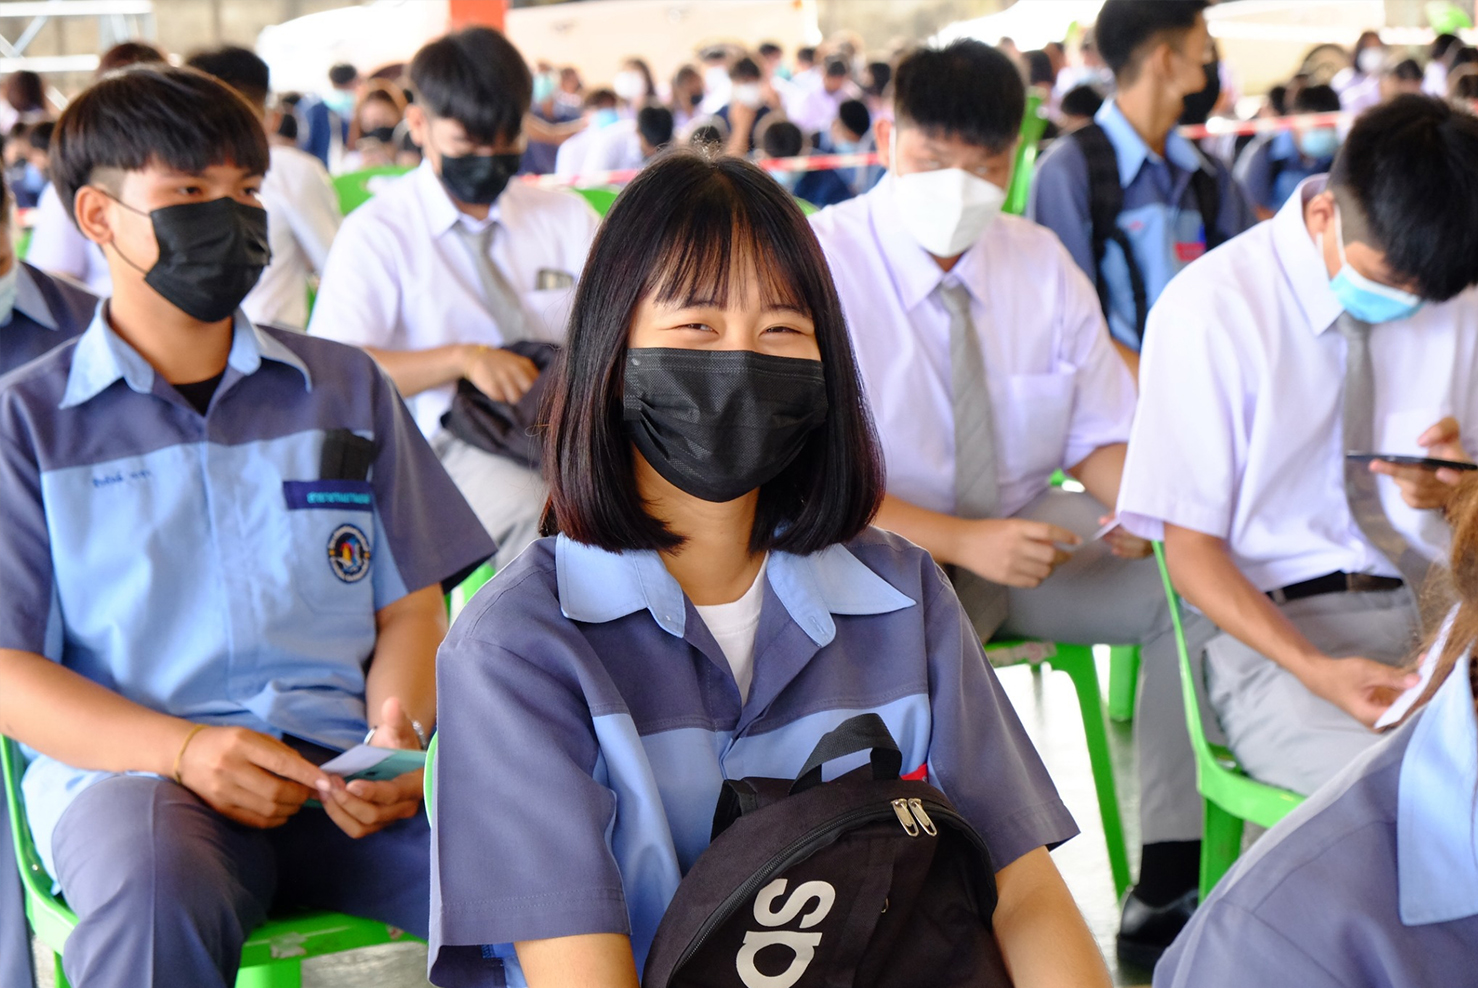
[693, 557, 768, 702]
[307, 161, 601, 437]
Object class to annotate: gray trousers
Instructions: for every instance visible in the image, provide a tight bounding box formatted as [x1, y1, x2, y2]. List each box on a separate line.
[50, 773, 429, 988]
[1205, 587, 1420, 796]
[993, 489, 1214, 845]
[434, 431, 547, 571]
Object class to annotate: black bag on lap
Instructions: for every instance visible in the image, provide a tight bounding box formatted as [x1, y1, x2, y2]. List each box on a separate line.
[439, 340, 559, 470]
[642, 714, 1012, 988]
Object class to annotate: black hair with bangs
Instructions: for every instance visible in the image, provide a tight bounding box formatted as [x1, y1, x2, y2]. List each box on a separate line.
[541, 150, 884, 554]
[51, 64, 269, 224]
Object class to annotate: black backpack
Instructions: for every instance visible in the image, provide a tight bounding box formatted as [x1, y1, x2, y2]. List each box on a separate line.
[1071, 122, 1229, 344]
[642, 715, 1011, 988]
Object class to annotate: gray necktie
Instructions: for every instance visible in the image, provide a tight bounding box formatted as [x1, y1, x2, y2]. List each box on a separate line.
[452, 221, 526, 343]
[1337, 312, 1435, 609]
[938, 281, 1009, 638]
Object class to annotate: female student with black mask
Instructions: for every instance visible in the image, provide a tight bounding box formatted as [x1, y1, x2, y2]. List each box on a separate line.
[427, 151, 1111, 988]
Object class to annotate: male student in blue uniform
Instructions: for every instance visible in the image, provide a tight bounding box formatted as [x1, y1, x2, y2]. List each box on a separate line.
[0, 166, 97, 988]
[809, 39, 1215, 968]
[1233, 83, 1341, 219]
[0, 65, 493, 988]
[1030, 0, 1254, 372]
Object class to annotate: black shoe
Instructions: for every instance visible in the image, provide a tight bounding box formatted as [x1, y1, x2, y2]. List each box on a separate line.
[1116, 886, 1198, 972]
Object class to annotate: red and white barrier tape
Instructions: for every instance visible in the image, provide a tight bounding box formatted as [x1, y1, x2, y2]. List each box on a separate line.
[522, 151, 884, 189]
[1177, 110, 1352, 141]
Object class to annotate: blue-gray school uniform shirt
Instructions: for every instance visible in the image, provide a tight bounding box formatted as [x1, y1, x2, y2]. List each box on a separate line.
[0, 309, 494, 874]
[1233, 131, 1334, 214]
[1156, 650, 1478, 988]
[429, 529, 1078, 987]
[1028, 99, 1256, 351]
[0, 262, 96, 375]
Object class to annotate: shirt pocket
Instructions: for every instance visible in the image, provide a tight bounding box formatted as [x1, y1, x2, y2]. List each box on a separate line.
[520, 284, 577, 341]
[996, 372, 1076, 482]
[279, 480, 378, 615]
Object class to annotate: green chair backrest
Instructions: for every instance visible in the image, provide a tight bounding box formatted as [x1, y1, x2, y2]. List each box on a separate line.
[1004, 91, 1049, 217]
[1152, 542, 1304, 831]
[574, 185, 621, 216]
[332, 165, 414, 216]
[424, 731, 438, 825]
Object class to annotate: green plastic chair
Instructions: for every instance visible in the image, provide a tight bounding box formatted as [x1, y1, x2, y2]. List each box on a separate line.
[331, 165, 413, 216]
[1, 737, 417, 988]
[1151, 543, 1304, 897]
[1003, 91, 1049, 217]
[573, 185, 621, 217]
[447, 561, 496, 624]
[985, 639, 1132, 898]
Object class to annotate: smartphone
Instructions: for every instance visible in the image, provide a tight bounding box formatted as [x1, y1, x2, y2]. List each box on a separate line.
[1346, 453, 1478, 472]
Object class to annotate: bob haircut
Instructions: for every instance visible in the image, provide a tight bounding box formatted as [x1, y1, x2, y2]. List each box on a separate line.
[541, 150, 884, 555]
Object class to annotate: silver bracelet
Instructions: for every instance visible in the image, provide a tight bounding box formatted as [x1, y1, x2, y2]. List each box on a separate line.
[364, 719, 429, 750]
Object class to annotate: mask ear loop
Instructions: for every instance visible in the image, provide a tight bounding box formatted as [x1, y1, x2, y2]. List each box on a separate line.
[90, 186, 152, 277]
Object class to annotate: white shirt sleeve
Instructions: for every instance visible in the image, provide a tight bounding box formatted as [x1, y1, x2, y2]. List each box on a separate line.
[1117, 277, 1249, 542]
[306, 210, 404, 350]
[1055, 239, 1137, 470]
[27, 184, 91, 282]
[281, 155, 342, 274]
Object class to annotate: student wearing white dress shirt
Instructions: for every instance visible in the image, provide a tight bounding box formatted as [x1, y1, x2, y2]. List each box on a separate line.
[185, 47, 342, 331]
[310, 27, 600, 568]
[1119, 97, 1478, 806]
[809, 40, 1215, 968]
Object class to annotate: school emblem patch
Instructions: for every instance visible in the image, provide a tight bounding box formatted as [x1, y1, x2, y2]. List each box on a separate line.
[327, 524, 372, 583]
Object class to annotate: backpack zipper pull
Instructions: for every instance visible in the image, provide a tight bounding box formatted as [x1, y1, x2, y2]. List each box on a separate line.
[908, 798, 938, 836]
[891, 798, 920, 837]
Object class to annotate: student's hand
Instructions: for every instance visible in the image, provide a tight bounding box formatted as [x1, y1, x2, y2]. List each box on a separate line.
[1097, 514, 1152, 560]
[176, 726, 328, 829]
[1302, 655, 1420, 729]
[319, 697, 423, 840]
[461, 345, 540, 404]
[1369, 416, 1471, 510]
[955, 519, 1080, 589]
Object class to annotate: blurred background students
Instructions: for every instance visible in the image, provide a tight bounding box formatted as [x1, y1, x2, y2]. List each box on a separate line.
[1234, 83, 1341, 220]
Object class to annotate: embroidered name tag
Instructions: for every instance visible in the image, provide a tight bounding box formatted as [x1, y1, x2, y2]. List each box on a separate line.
[282, 480, 374, 511]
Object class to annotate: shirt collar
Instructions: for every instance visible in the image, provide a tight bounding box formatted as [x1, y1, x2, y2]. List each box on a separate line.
[555, 533, 915, 646]
[1095, 99, 1207, 187]
[1397, 621, 1478, 926]
[414, 158, 503, 238]
[60, 308, 311, 410]
[1271, 175, 1343, 336]
[865, 177, 973, 313]
[13, 264, 56, 330]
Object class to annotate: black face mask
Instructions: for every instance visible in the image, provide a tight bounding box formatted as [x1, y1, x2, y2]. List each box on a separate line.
[623, 348, 829, 504]
[111, 195, 271, 323]
[366, 125, 397, 144]
[438, 151, 522, 205]
[1178, 60, 1221, 127]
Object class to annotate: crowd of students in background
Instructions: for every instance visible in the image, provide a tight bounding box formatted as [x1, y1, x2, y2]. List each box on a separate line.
[1, 3, 1478, 987]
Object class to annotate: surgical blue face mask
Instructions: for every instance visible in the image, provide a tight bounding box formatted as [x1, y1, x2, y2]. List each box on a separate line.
[323, 89, 355, 117]
[1328, 207, 1424, 323]
[0, 262, 19, 325]
[592, 107, 619, 128]
[1296, 127, 1339, 161]
[532, 72, 556, 105]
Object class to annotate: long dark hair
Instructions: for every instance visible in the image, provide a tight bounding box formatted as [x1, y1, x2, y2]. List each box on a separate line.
[541, 150, 884, 554]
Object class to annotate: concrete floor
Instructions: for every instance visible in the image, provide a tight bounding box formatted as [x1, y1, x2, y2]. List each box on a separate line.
[34, 650, 1149, 988]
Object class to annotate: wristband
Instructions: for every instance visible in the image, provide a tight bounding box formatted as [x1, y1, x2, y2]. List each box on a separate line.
[172, 723, 208, 785]
[364, 719, 429, 750]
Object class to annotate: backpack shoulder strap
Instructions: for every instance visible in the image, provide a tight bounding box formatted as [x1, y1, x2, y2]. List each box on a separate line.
[1189, 159, 1227, 251]
[1071, 124, 1150, 342]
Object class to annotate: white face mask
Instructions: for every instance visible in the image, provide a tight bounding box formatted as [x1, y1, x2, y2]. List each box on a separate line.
[613, 70, 647, 103]
[733, 83, 763, 109]
[888, 131, 1006, 258]
[1357, 47, 1385, 74]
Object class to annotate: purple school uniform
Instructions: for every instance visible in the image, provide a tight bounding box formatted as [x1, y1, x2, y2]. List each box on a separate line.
[1156, 651, 1478, 988]
[430, 528, 1077, 986]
